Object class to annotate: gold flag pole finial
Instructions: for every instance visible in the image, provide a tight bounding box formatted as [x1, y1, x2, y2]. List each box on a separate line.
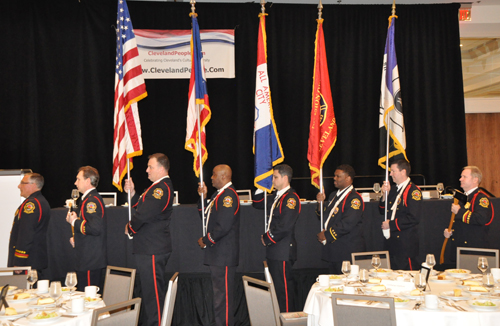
[190, 0, 197, 16]
[260, 0, 266, 14]
[318, 0, 323, 20]
[392, 0, 396, 16]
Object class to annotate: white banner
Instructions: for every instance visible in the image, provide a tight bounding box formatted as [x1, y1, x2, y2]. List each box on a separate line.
[135, 29, 235, 79]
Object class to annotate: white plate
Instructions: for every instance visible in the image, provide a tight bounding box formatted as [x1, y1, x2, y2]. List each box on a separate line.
[0, 285, 18, 294]
[0, 309, 31, 320]
[429, 276, 455, 283]
[393, 298, 411, 307]
[84, 297, 103, 306]
[239, 200, 253, 206]
[364, 287, 391, 296]
[445, 269, 471, 278]
[26, 311, 62, 323]
[369, 269, 393, 277]
[28, 299, 57, 308]
[439, 291, 471, 301]
[400, 291, 425, 300]
[5, 293, 38, 303]
[62, 307, 89, 315]
[467, 299, 499, 311]
[463, 287, 490, 295]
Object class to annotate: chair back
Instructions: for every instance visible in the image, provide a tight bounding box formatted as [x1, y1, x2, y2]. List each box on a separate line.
[160, 272, 179, 326]
[263, 261, 272, 284]
[242, 276, 280, 326]
[351, 251, 391, 270]
[102, 266, 136, 306]
[457, 247, 499, 272]
[331, 293, 396, 326]
[91, 297, 141, 326]
[0, 267, 31, 289]
[236, 190, 252, 201]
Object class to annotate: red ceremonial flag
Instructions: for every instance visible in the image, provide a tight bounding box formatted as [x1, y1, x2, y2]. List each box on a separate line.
[112, 0, 147, 192]
[307, 19, 337, 189]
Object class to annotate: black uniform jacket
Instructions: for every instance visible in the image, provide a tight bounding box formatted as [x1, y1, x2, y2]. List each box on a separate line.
[8, 191, 50, 270]
[379, 182, 422, 258]
[73, 189, 107, 271]
[317, 189, 365, 263]
[451, 188, 494, 251]
[128, 177, 174, 255]
[253, 188, 301, 262]
[198, 184, 240, 267]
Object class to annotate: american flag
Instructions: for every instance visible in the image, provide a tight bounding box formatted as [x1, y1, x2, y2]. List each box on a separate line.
[112, 0, 147, 192]
[185, 14, 211, 178]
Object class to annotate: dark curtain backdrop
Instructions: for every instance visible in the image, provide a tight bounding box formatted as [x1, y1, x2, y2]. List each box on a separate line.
[0, 1, 466, 207]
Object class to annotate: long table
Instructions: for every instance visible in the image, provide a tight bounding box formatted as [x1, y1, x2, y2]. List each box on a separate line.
[44, 198, 500, 326]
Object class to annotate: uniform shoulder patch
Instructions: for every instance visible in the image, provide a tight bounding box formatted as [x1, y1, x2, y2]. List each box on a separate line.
[479, 197, 489, 208]
[23, 202, 35, 214]
[153, 188, 163, 199]
[351, 198, 361, 210]
[86, 202, 97, 214]
[412, 190, 422, 201]
[286, 197, 296, 209]
[223, 196, 233, 208]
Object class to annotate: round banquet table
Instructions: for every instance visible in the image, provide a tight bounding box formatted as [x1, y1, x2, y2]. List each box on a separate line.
[303, 273, 500, 326]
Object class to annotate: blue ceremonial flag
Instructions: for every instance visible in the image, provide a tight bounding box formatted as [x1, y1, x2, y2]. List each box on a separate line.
[185, 14, 211, 178]
[378, 15, 408, 169]
[253, 13, 284, 192]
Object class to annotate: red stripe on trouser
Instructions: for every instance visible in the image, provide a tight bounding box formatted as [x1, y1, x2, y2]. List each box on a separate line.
[225, 266, 228, 326]
[87, 270, 90, 286]
[283, 261, 288, 312]
[152, 255, 161, 326]
[408, 258, 412, 271]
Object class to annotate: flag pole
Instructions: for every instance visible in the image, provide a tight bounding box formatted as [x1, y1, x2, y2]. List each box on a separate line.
[190, 0, 206, 237]
[127, 158, 132, 222]
[383, 0, 397, 227]
[260, 0, 268, 234]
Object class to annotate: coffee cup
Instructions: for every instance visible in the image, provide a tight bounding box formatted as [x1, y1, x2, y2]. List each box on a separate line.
[424, 294, 439, 309]
[491, 268, 500, 282]
[85, 285, 100, 298]
[72, 297, 84, 313]
[37, 280, 49, 293]
[316, 275, 330, 287]
[351, 265, 359, 276]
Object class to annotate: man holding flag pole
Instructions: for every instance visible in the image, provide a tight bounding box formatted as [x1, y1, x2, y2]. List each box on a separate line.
[307, 0, 337, 231]
[378, 1, 422, 271]
[253, 0, 284, 232]
[185, 0, 211, 237]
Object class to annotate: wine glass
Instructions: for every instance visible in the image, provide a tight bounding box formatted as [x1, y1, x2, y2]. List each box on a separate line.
[359, 269, 369, 285]
[483, 273, 495, 294]
[65, 272, 78, 299]
[371, 255, 381, 271]
[414, 273, 427, 302]
[373, 183, 381, 199]
[341, 261, 351, 286]
[49, 281, 62, 302]
[27, 270, 38, 293]
[478, 257, 489, 274]
[436, 183, 444, 199]
[71, 189, 80, 208]
[426, 254, 436, 270]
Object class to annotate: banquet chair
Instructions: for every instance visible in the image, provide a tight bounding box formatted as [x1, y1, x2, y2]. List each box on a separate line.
[457, 247, 499, 273]
[160, 272, 179, 326]
[331, 293, 396, 326]
[263, 261, 272, 283]
[0, 267, 31, 289]
[91, 297, 141, 326]
[236, 189, 252, 201]
[102, 266, 136, 306]
[244, 274, 307, 326]
[351, 251, 391, 270]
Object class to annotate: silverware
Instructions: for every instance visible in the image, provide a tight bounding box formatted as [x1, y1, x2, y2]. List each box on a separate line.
[61, 315, 79, 318]
[412, 302, 421, 310]
[366, 300, 374, 305]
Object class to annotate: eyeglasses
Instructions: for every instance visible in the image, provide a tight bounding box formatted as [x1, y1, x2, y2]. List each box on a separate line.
[19, 181, 33, 185]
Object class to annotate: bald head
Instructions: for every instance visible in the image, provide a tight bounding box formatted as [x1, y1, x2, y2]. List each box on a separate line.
[211, 164, 232, 189]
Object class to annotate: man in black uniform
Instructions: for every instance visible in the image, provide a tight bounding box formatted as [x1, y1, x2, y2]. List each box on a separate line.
[444, 166, 494, 261]
[124, 153, 174, 326]
[8, 173, 51, 277]
[197, 164, 240, 326]
[252, 164, 300, 313]
[380, 159, 422, 270]
[66, 166, 106, 291]
[316, 165, 364, 274]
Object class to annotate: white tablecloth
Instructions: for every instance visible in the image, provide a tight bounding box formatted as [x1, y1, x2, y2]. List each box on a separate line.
[303, 275, 500, 326]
